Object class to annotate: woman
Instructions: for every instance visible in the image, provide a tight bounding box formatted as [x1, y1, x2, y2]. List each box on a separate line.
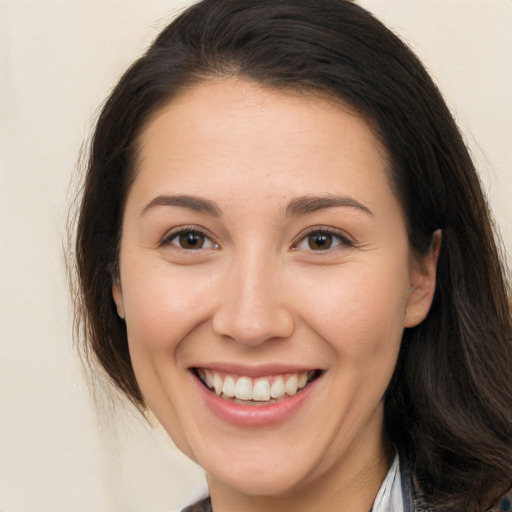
[73, 1, 512, 510]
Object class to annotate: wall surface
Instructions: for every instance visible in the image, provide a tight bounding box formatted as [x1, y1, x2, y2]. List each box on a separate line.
[1, 1, 510, 511]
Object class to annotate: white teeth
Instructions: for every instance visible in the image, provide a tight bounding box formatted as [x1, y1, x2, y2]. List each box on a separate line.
[285, 374, 298, 396]
[235, 377, 253, 400]
[198, 369, 316, 402]
[270, 376, 285, 399]
[223, 376, 236, 397]
[204, 370, 214, 388]
[298, 371, 308, 388]
[253, 379, 271, 401]
[213, 372, 223, 395]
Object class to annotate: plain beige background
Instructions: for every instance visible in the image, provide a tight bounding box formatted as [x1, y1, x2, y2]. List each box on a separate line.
[1, 1, 510, 511]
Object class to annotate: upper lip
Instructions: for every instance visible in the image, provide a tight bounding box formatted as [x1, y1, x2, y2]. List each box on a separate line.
[190, 363, 323, 378]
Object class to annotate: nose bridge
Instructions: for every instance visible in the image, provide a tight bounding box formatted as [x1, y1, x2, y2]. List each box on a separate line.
[213, 245, 294, 347]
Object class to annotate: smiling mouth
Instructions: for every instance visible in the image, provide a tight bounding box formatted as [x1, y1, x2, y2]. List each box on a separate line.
[194, 368, 323, 405]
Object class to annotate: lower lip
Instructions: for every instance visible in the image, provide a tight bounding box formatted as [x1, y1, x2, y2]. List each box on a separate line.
[191, 372, 322, 427]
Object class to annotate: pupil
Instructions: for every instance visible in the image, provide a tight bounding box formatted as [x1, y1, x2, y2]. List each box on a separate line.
[179, 232, 204, 249]
[309, 233, 332, 250]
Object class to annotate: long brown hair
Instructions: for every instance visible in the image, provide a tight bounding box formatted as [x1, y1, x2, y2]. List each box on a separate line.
[72, 1, 512, 509]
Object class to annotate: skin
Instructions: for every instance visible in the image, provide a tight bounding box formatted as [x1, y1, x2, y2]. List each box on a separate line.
[113, 78, 439, 512]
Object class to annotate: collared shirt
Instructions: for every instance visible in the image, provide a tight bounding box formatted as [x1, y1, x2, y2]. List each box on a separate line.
[372, 453, 403, 512]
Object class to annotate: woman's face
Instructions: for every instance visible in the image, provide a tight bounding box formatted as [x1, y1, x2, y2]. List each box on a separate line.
[113, 78, 437, 500]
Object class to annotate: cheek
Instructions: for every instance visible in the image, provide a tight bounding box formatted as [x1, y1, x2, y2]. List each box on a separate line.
[294, 258, 410, 359]
[122, 262, 220, 352]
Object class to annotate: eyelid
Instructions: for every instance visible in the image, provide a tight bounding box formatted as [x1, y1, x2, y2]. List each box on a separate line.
[291, 226, 355, 251]
[160, 225, 220, 249]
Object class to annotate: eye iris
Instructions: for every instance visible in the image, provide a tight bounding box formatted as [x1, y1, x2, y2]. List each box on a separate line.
[308, 232, 332, 250]
[179, 232, 204, 249]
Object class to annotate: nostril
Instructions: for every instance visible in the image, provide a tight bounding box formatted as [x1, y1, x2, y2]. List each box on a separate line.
[212, 304, 295, 348]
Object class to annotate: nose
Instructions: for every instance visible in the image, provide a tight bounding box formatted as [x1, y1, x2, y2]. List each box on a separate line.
[212, 254, 295, 348]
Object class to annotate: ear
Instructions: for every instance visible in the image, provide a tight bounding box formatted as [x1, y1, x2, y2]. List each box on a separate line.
[112, 272, 126, 320]
[403, 230, 441, 328]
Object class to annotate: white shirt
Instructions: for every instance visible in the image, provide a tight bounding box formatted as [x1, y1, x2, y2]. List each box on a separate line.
[372, 453, 404, 512]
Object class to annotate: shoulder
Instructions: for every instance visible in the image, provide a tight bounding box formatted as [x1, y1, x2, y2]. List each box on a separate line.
[401, 446, 512, 512]
[181, 497, 212, 512]
[488, 487, 511, 512]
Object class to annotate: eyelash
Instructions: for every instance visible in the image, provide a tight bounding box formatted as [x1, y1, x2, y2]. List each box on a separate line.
[160, 226, 354, 252]
[160, 226, 219, 251]
[292, 227, 354, 252]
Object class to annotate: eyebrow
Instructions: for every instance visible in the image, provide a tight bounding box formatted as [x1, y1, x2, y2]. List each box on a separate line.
[141, 192, 372, 218]
[142, 194, 222, 217]
[285, 194, 373, 217]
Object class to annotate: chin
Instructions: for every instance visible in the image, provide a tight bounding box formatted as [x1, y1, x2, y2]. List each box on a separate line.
[206, 461, 313, 498]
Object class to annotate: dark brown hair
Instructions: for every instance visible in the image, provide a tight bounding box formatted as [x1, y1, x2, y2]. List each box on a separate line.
[73, 1, 512, 509]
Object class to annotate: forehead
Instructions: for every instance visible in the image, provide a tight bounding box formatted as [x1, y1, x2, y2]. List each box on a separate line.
[131, 78, 394, 214]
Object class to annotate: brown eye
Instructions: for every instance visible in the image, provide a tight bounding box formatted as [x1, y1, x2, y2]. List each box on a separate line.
[307, 232, 333, 250]
[178, 231, 206, 249]
[294, 228, 352, 252]
[163, 228, 217, 250]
